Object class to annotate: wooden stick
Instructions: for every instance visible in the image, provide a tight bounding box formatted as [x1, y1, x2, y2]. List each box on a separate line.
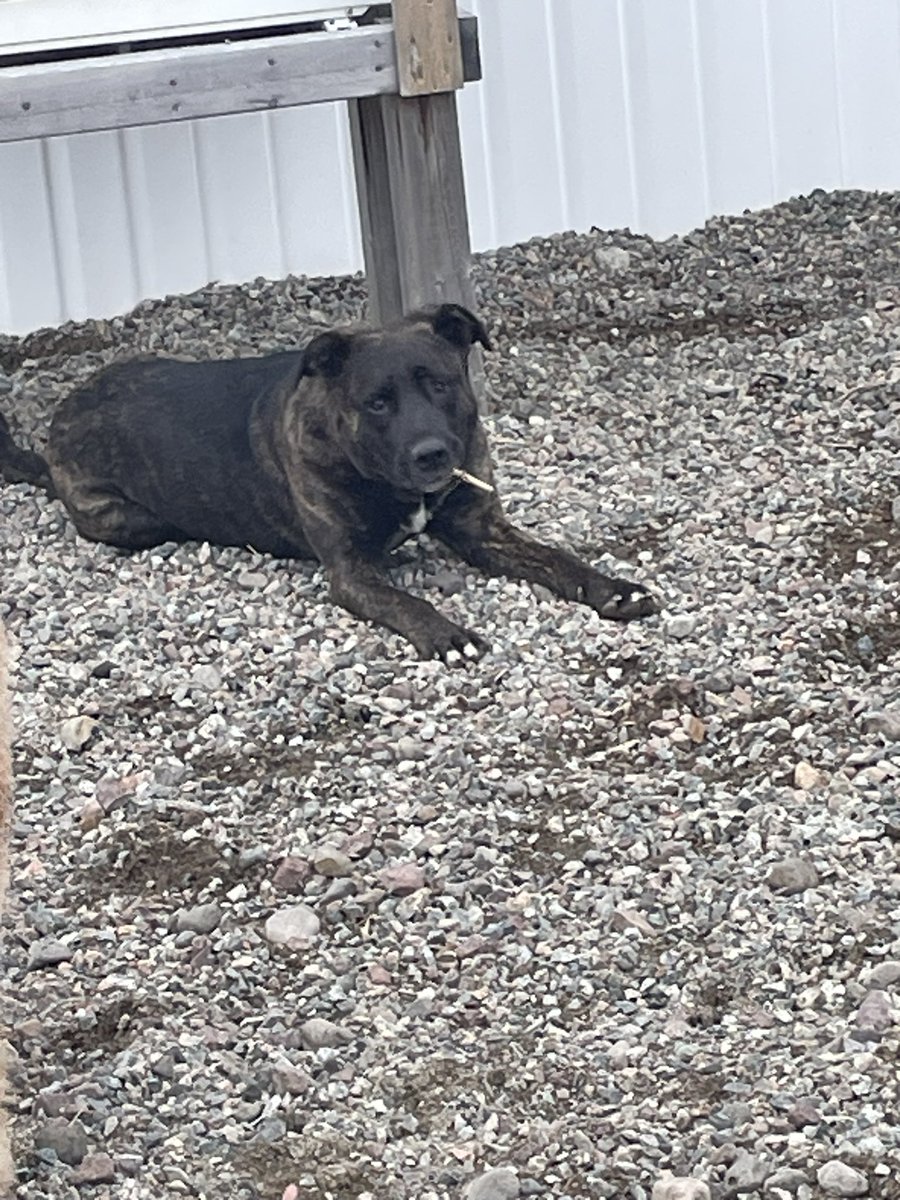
[452, 467, 494, 492]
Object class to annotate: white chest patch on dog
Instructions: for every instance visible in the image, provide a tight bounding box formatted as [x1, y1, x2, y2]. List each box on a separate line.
[407, 501, 428, 534]
[388, 500, 430, 551]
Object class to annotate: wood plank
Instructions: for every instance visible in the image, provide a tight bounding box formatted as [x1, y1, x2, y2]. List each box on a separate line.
[348, 89, 485, 403]
[392, 0, 463, 97]
[348, 94, 405, 323]
[0, 0, 371, 56]
[0, 16, 479, 142]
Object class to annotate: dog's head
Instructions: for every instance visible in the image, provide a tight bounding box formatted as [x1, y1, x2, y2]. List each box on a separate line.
[298, 304, 491, 494]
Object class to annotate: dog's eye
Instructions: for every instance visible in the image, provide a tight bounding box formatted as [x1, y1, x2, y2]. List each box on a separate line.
[366, 393, 390, 413]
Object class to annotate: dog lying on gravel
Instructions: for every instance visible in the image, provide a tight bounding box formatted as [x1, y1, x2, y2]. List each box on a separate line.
[0, 304, 656, 659]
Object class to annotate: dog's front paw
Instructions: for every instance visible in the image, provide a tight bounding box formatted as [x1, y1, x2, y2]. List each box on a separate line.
[589, 577, 658, 621]
[409, 617, 489, 663]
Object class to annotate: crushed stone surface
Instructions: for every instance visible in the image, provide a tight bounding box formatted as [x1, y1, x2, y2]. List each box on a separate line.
[1, 189, 899, 1199]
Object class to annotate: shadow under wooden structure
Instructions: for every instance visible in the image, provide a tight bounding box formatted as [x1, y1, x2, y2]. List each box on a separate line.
[0, 0, 482, 340]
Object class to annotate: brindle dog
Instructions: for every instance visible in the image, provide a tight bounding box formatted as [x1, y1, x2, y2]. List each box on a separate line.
[0, 304, 656, 659]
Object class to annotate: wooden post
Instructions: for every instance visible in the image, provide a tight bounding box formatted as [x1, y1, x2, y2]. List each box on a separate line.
[349, 89, 476, 320]
[348, 88, 485, 403]
[392, 0, 464, 97]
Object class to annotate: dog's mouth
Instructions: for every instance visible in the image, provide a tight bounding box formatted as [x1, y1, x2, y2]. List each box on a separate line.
[401, 439, 462, 494]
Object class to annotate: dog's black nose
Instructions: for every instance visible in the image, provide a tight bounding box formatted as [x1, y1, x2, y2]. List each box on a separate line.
[411, 437, 451, 476]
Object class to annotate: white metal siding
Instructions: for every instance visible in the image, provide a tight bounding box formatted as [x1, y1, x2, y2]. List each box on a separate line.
[3, 0, 900, 334]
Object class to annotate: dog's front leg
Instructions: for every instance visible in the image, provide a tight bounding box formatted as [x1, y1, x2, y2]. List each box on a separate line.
[432, 496, 657, 621]
[326, 558, 487, 661]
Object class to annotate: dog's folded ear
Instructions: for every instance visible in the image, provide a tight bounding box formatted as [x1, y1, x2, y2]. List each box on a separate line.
[413, 304, 493, 353]
[300, 330, 354, 379]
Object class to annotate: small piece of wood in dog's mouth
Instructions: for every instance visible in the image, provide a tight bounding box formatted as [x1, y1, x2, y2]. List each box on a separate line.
[452, 468, 494, 493]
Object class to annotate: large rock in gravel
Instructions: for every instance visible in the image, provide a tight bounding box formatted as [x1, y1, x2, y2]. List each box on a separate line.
[376, 863, 426, 895]
[465, 1167, 520, 1200]
[272, 855, 312, 893]
[35, 1117, 88, 1165]
[863, 960, 900, 989]
[725, 1150, 770, 1193]
[27, 938, 73, 970]
[764, 1167, 810, 1193]
[72, 1152, 116, 1186]
[652, 1178, 710, 1200]
[853, 989, 896, 1034]
[190, 664, 222, 691]
[765, 856, 819, 894]
[793, 760, 825, 789]
[297, 1017, 353, 1050]
[264, 904, 320, 949]
[310, 843, 353, 877]
[58, 715, 95, 751]
[864, 709, 900, 740]
[174, 903, 222, 934]
[816, 1160, 869, 1197]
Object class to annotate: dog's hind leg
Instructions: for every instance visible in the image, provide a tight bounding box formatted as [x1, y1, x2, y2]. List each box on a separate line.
[0, 413, 54, 494]
[60, 480, 185, 550]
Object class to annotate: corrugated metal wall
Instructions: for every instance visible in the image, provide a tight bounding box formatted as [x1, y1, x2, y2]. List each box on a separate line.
[3, 0, 900, 334]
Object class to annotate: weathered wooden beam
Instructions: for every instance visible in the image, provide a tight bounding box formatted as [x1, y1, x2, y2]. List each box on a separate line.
[348, 88, 485, 402]
[347, 94, 406, 324]
[391, 0, 463, 97]
[0, 15, 480, 143]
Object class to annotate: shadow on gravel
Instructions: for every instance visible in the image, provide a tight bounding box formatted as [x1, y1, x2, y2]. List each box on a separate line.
[230, 1136, 376, 1200]
[79, 815, 250, 900]
[44, 995, 165, 1061]
[811, 491, 900, 579]
[508, 295, 829, 349]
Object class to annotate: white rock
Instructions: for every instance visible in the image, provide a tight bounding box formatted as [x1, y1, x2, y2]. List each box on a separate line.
[264, 905, 320, 949]
[793, 760, 825, 790]
[652, 1178, 711, 1200]
[465, 1167, 520, 1200]
[190, 664, 222, 690]
[59, 715, 95, 751]
[816, 1160, 868, 1197]
[666, 614, 696, 639]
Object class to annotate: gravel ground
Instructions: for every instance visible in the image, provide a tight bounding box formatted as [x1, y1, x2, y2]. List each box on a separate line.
[1, 188, 899, 1200]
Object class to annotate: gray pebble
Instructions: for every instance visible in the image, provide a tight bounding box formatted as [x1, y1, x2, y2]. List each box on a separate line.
[465, 1167, 521, 1200]
[27, 938, 74, 970]
[34, 1117, 88, 1166]
[190, 664, 222, 691]
[725, 1149, 771, 1193]
[863, 960, 900, 989]
[298, 1017, 353, 1049]
[763, 1168, 809, 1194]
[666, 614, 697, 639]
[765, 857, 820, 894]
[310, 842, 353, 877]
[816, 1160, 869, 1197]
[853, 989, 896, 1033]
[264, 904, 320, 948]
[174, 903, 222, 935]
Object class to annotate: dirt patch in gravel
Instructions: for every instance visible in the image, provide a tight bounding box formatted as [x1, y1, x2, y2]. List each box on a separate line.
[81, 816, 236, 899]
